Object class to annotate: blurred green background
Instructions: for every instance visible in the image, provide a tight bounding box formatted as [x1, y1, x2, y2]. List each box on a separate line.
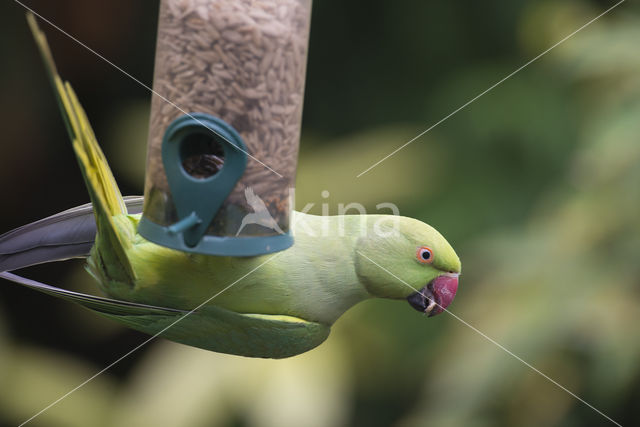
[0, 0, 639, 426]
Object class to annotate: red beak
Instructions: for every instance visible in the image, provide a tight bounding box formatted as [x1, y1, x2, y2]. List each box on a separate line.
[429, 274, 459, 316]
[406, 273, 459, 317]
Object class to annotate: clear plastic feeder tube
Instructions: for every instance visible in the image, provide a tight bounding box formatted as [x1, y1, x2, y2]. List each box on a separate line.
[141, 0, 312, 253]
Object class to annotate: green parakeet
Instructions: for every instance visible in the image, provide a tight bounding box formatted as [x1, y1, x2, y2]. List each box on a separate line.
[0, 15, 461, 359]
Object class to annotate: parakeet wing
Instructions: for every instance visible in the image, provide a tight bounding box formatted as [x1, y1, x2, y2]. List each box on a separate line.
[28, 14, 134, 282]
[0, 271, 330, 358]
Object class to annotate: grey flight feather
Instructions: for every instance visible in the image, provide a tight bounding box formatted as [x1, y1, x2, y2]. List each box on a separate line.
[0, 196, 143, 272]
[0, 271, 184, 316]
[0, 195, 187, 319]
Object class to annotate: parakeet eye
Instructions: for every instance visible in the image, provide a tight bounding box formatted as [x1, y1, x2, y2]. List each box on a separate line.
[416, 246, 434, 264]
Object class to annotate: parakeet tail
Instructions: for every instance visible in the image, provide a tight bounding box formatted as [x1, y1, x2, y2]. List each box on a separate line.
[0, 197, 143, 272]
[27, 14, 135, 280]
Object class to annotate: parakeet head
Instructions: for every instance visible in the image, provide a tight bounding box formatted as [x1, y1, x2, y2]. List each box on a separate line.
[355, 215, 461, 316]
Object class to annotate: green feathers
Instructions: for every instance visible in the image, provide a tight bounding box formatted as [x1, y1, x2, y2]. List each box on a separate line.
[28, 14, 134, 283]
[0, 14, 461, 358]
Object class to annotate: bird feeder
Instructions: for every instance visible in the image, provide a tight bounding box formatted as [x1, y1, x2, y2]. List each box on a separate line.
[138, 0, 312, 256]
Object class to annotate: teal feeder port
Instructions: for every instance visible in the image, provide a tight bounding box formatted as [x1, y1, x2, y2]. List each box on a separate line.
[139, 113, 293, 255]
[139, 0, 312, 256]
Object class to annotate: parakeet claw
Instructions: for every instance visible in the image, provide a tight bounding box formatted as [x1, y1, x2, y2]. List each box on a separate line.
[407, 273, 459, 317]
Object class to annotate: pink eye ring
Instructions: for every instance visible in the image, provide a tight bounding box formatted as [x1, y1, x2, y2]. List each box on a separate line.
[416, 246, 434, 264]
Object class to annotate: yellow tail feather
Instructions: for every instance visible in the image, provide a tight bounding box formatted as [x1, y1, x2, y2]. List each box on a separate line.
[27, 13, 135, 280]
